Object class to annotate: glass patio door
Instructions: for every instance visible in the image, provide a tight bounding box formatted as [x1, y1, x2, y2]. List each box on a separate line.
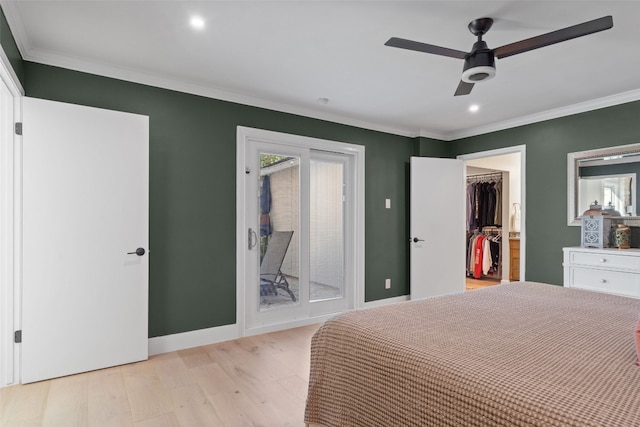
[244, 140, 351, 330]
[309, 152, 350, 316]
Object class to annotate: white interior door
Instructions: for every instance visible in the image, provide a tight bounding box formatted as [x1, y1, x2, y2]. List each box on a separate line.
[21, 97, 149, 383]
[410, 157, 465, 299]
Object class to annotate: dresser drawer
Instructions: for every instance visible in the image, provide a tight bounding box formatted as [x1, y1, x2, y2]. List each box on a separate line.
[569, 267, 640, 298]
[568, 251, 640, 272]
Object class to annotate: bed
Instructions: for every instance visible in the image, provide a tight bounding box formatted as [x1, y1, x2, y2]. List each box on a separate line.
[304, 282, 640, 426]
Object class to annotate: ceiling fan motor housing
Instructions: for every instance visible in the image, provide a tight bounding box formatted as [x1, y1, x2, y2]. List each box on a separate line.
[462, 41, 496, 83]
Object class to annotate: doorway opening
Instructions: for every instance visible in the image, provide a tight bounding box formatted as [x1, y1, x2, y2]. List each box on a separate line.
[458, 146, 525, 291]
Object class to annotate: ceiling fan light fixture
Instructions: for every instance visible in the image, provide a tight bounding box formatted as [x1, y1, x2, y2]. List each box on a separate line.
[461, 65, 496, 83]
[461, 49, 496, 83]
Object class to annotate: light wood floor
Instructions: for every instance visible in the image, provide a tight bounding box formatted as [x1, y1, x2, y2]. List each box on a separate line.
[466, 277, 501, 291]
[0, 323, 321, 427]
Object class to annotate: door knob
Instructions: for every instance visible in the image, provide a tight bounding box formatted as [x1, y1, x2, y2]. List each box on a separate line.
[410, 237, 425, 243]
[127, 248, 145, 256]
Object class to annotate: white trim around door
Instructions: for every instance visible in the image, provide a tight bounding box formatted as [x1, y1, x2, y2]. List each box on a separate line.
[236, 126, 365, 337]
[0, 45, 24, 388]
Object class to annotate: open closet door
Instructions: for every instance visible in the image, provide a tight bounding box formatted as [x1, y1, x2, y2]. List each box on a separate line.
[410, 157, 465, 299]
[21, 97, 149, 383]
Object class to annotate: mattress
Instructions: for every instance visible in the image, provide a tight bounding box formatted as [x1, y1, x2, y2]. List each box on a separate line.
[305, 282, 640, 426]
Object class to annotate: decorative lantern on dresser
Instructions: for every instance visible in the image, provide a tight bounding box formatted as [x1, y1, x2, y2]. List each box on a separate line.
[580, 200, 622, 248]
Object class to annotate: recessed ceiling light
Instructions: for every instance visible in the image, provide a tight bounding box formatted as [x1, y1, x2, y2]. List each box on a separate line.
[468, 104, 480, 113]
[190, 16, 205, 30]
[317, 97, 329, 105]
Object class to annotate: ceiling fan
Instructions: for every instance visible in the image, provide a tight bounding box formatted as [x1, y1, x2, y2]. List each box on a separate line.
[385, 15, 613, 96]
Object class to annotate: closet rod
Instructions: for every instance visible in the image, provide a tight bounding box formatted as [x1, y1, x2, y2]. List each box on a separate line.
[481, 226, 502, 235]
[466, 172, 503, 182]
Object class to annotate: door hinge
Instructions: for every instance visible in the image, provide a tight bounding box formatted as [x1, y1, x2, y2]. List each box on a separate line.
[15, 122, 22, 135]
[14, 330, 22, 343]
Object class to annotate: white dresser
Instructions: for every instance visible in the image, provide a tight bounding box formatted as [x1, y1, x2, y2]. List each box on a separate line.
[563, 247, 640, 298]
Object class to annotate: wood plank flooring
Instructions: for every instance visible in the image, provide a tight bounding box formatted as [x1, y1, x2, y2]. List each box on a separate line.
[0, 323, 321, 427]
[466, 277, 500, 291]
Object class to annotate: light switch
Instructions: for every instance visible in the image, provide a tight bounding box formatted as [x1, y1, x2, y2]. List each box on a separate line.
[385, 198, 391, 209]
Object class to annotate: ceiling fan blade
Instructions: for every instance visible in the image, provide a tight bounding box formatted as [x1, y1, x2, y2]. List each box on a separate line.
[493, 15, 613, 59]
[385, 37, 467, 59]
[454, 80, 474, 96]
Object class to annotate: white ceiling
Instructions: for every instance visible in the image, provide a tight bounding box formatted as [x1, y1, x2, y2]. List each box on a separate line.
[3, 1, 640, 140]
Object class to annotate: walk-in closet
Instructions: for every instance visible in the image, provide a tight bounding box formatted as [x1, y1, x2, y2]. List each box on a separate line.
[464, 151, 522, 290]
[466, 171, 505, 285]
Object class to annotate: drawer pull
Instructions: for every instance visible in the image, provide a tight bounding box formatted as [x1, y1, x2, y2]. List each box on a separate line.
[599, 258, 607, 263]
[600, 279, 607, 283]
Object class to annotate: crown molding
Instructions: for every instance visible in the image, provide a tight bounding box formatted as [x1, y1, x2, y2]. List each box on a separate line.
[24, 45, 425, 140]
[438, 88, 640, 141]
[1, 2, 28, 59]
[0, 46, 23, 96]
[17, 47, 640, 145]
[415, 128, 449, 141]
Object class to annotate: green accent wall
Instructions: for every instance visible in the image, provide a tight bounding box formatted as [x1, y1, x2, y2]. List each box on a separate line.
[417, 136, 454, 159]
[23, 62, 419, 337]
[449, 101, 640, 285]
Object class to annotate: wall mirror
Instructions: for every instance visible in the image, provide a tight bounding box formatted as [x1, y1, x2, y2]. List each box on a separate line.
[568, 143, 640, 226]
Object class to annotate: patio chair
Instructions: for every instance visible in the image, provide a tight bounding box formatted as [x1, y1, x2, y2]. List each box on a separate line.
[260, 230, 296, 302]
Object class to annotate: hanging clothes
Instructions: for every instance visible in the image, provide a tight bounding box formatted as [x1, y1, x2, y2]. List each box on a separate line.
[260, 175, 273, 237]
[482, 237, 492, 276]
[466, 170, 503, 279]
[466, 183, 476, 231]
[473, 235, 486, 279]
[494, 184, 502, 226]
[466, 174, 503, 230]
[466, 228, 502, 280]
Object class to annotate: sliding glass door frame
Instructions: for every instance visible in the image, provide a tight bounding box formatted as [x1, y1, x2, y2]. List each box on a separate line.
[236, 127, 365, 336]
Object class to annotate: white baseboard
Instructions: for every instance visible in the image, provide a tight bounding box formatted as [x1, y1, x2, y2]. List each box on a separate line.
[148, 324, 240, 356]
[148, 294, 411, 356]
[243, 314, 333, 337]
[363, 294, 409, 308]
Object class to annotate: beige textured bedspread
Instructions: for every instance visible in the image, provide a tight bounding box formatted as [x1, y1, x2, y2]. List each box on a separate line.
[305, 282, 640, 426]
